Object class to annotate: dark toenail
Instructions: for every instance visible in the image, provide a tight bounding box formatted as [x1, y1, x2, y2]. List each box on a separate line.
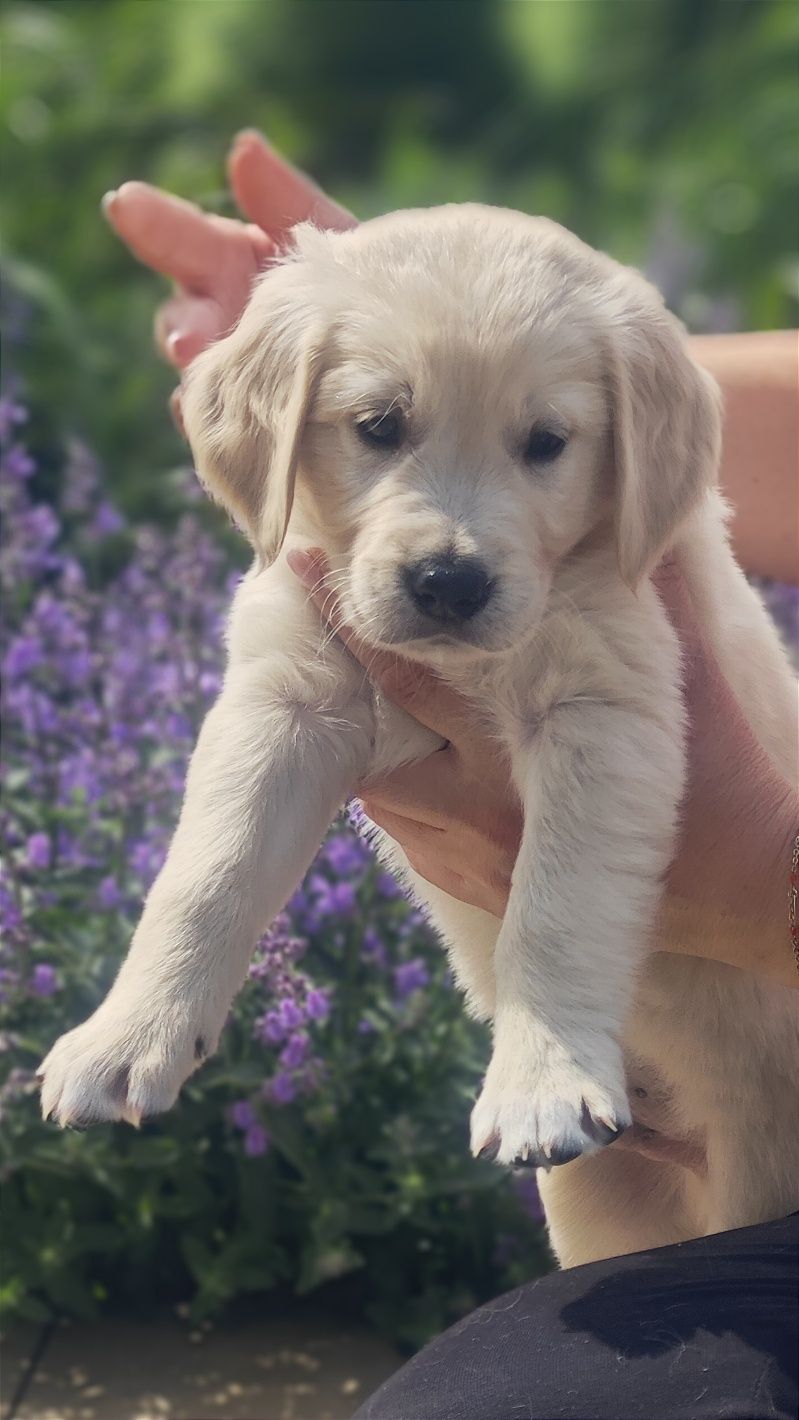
[477, 1137, 500, 1163]
[548, 1142, 584, 1167]
[580, 1100, 629, 1146]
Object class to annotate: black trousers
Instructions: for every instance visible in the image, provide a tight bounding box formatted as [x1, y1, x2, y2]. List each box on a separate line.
[354, 1213, 799, 1420]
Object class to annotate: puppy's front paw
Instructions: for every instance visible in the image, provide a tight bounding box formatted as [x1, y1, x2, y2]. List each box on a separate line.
[38, 1002, 216, 1129]
[470, 1037, 631, 1169]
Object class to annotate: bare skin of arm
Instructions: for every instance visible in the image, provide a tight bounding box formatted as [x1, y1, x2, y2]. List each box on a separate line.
[105, 131, 799, 989]
[689, 331, 798, 583]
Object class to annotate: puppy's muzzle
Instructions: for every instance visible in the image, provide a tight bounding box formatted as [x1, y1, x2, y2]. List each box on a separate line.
[403, 555, 493, 624]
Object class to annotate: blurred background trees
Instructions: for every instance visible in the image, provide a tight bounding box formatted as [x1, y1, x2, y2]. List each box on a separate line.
[2, 0, 797, 520]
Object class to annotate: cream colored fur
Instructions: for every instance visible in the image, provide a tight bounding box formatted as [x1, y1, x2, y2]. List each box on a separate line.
[39, 206, 799, 1266]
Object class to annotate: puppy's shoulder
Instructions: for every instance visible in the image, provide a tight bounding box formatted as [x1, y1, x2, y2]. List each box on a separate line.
[496, 548, 681, 726]
[553, 547, 678, 667]
[225, 555, 359, 695]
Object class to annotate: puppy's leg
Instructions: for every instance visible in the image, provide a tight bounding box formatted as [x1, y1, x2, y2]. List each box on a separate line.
[470, 702, 682, 1168]
[39, 665, 373, 1127]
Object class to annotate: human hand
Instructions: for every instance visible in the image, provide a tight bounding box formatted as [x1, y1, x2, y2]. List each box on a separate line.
[287, 548, 797, 986]
[102, 131, 355, 414]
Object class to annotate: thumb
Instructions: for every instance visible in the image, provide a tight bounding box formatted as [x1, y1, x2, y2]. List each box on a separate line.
[287, 548, 469, 742]
[227, 130, 357, 244]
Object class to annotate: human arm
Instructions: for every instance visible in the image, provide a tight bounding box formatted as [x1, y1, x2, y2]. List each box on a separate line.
[687, 331, 798, 582]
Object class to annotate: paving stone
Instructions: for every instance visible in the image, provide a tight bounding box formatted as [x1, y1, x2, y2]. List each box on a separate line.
[10, 1307, 401, 1420]
[1, 1325, 47, 1420]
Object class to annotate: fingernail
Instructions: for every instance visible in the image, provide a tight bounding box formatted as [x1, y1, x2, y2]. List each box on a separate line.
[233, 128, 268, 152]
[100, 189, 118, 217]
[287, 547, 323, 586]
[165, 331, 182, 358]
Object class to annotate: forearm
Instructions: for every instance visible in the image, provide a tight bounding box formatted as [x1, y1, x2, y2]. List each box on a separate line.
[659, 772, 799, 990]
[688, 331, 798, 583]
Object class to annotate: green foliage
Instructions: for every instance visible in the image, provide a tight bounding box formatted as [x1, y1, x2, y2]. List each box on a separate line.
[1, 0, 797, 517]
[1, 0, 796, 1346]
[2, 870, 549, 1347]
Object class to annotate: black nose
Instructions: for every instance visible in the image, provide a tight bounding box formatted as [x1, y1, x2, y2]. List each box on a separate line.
[404, 556, 493, 623]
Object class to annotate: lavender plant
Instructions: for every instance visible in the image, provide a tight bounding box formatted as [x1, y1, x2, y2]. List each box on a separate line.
[4, 373, 796, 1343]
[0, 380, 549, 1346]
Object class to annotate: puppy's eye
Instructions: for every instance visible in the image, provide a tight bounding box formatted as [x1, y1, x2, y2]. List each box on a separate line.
[523, 427, 567, 464]
[356, 411, 403, 451]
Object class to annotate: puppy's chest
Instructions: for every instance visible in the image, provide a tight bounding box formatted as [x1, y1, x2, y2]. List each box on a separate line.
[452, 614, 625, 752]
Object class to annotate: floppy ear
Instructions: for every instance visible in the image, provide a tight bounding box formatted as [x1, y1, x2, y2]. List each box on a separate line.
[181, 270, 323, 565]
[608, 297, 722, 587]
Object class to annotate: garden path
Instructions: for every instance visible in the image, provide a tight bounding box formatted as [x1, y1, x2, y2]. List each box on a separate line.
[2, 1306, 400, 1420]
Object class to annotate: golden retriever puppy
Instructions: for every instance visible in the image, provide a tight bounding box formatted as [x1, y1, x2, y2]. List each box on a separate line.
[39, 206, 799, 1265]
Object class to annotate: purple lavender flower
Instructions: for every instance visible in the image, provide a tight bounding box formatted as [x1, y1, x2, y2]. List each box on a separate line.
[278, 998, 305, 1031]
[751, 578, 799, 668]
[269, 1072, 296, 1105]
[311, 877, 357, 918]
[199, 670, 221, 698]
[361, 929, 388, 970]
[376, 872, 403, 900]
[229, 1099, 256, 1131]
[243, 1123, 270, 1157]
[0, 397, 27, 441]
[3, 444, 35, 482]
[0, 880, 24, 939]
[322, 831, 372, 877]
[30, 964, 58, 997]
[97, 876, 123, 910]
[279, 1032, 310, 1069]
[3, 635, 43, 679]
[305, 988, 330, 1022]
[25, 832, 52, 871]
[90, 500, 126, 536]
[393, 958, 430, 1000]
[256, 1009, 288, 1045]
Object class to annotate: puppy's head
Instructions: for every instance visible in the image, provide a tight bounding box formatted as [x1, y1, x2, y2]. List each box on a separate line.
[183, 206, 721, 664]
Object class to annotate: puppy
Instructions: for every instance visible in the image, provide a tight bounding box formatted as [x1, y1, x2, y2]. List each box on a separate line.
[39, 206, 799, 1266]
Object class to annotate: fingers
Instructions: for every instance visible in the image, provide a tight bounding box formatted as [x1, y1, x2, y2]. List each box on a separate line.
[362, 800, 507, 916]
[103, 183, 226, 289]
[103, 181, 273, 293]
[287, 548, 470, 740]
[154, 294, 229, 368]
[103, 136, 355, 304]
[360, 753, 460, 830]
[652, 555, 704, 653]
[228, 130, 357, 241]
[361, 803, 444, 852]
